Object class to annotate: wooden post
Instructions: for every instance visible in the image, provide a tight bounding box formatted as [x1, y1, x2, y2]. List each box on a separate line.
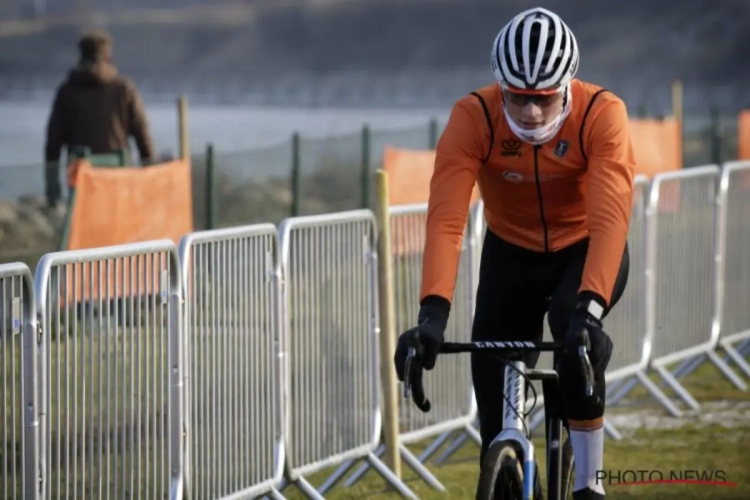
[671, 80, 683, 124]
[374, 169, 402, 478]
[177, 95, 190, 160]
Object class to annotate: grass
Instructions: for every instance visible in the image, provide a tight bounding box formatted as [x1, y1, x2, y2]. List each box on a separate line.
[279, 358, 750, 500]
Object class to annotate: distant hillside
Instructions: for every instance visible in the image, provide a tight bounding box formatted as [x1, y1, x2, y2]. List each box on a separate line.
[0, 0, 748, 108]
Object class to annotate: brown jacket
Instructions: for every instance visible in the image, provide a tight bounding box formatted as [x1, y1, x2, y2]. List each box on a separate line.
[44, 62, 155, 165]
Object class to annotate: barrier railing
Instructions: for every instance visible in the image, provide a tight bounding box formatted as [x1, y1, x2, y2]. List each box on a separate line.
[33, 240, 184, 499]
[717, 161, 750, 377]
[178, 225, 285, 499]
[277, 210, 416, 500]
[0, 263, 39, 500]
[3, 164, 749, 499]
[337, 203, 479, 490]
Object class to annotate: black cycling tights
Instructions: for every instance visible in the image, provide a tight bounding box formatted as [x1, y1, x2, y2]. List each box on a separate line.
[471, 229, 629, 461]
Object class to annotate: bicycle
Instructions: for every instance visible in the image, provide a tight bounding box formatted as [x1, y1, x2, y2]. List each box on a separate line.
[404, 336, 600, 500]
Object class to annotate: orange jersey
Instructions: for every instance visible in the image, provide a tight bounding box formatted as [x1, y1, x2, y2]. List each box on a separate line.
[421, 79, 636, 306]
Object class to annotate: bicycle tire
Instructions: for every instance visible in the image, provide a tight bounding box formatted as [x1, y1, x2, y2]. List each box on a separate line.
[560, 436, 575, 498]
[476, 440, 525, 500]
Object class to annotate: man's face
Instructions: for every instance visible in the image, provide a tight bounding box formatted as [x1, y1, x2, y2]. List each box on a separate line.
[502, 88, 565, 130]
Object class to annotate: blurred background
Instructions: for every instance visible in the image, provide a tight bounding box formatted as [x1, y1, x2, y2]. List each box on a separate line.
[2, 5, 750, 500]
[1, 0, 749, 264]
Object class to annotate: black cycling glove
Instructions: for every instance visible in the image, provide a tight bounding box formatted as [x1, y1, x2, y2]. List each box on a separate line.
[394, 297, 449, 381]
[564, 295, 613, 374]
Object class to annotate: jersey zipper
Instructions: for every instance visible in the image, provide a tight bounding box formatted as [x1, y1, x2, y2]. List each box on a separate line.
[533, 145, 550, 252]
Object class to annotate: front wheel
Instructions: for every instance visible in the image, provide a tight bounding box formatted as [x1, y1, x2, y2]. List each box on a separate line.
[476, 441, 524, 500]
[561, 436, 575, 498]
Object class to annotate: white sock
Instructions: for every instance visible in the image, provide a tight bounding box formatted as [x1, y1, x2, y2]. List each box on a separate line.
[569, 422, 605, 495]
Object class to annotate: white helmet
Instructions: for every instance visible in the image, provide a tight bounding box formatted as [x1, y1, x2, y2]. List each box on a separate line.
[491, 7, 579, 92]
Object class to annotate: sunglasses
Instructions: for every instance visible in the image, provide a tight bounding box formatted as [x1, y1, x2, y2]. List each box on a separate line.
[503, 89, 563, 107]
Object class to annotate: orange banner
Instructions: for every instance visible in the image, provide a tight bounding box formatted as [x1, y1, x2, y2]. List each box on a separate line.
[382, 146, 481, 206]
[67, 159, 193, 250]
[739, 110, 750, 160]
[59, 159, 193, 304]
[384, 147, 480, 255]
[628, 117, 683, 177]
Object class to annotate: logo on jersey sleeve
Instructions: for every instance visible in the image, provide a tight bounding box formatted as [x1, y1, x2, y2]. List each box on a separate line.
[501, 139, 522, 157]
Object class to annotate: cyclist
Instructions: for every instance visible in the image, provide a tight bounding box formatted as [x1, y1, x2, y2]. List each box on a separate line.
[394, 7, 635, 500]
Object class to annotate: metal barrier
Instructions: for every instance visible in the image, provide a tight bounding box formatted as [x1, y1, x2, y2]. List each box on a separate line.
[429, 203, 486, 466]
[588, 176, 668, 437]
[339, 203, 479, 489]
[277, 210, 416, 500]
[717, 161, 750, 378]
[640, 166, 747, 411]
[0, 263, 40, 500]
[34, 240, 184, 499]
[6, 164, 750, 500]
[178, 225, 285, 499]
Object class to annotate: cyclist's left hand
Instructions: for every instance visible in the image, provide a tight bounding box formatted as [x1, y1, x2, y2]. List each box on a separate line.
[394, 302, 448, 381]
[564, 303, 612, 373]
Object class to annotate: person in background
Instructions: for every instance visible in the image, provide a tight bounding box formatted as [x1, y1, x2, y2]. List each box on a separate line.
[44, 29, 155, 207]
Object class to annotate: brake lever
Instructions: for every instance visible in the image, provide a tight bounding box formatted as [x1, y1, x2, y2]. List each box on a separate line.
[403, 347, 416, 399]
[578, 345, 595, 398]
[403, 335, 431, 413]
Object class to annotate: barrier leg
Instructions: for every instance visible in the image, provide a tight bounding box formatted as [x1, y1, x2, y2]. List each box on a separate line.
[434, 424, 482, 465]
[655, 366, 700, 411]
[706, 349, 748, 390]
[343, 445, 383, 487]
[603, 419, 623, 441]
[721, 340, 750, 378]
[366, 451, 419, 500]
[724, 338, 750, 365]
[318, 458, 363, 495]
[399, 443, 446, 492]
[267, 488, 288, 500]
[529, 410, 545, 431]
[608, 377, 639, 406]
[605, 379, 626, 396]
[417, 430, 456, 463]
[672, 355, 705, 380]
[434, 433, 469, 466]
[283, 476, 325, 500]
[344, 442, 444, 491]
[636, 371, 683, 417]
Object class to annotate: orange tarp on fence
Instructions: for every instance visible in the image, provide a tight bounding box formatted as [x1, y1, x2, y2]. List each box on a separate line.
[382, 147, 481, 206]
[739, 110, 750, 161]
[628, 117, 683, 212]
[59, 159, 193, 304]
[67, 159, 193, 250]
[384, 147, 480, 255]
[628, 117, 682, 177]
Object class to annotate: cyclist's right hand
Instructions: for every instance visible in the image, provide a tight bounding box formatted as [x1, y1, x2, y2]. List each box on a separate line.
[394, 301, 449, 381]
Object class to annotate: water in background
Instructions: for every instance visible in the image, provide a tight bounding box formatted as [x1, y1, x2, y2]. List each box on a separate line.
[0, 98, 449, 198]
[0, 94, 738, 201]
